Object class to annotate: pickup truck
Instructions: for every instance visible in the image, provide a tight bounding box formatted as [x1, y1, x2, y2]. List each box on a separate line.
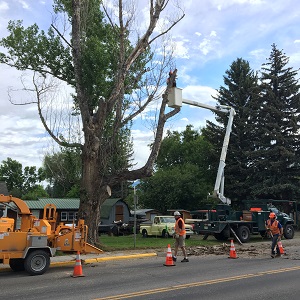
[139, 216, 194, 239]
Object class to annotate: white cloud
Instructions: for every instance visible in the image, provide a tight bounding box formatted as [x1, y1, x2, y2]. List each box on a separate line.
[173, 40, 190, 59]
[18, 0, 29, 10]
[182, 85, 218, 105]
[131, 129, 153, 168]
[0, 1, 9, 11]
[199, 38, 212, 55]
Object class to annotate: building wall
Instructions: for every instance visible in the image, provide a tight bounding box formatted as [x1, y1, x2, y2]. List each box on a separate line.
[102, 201, 130, 225]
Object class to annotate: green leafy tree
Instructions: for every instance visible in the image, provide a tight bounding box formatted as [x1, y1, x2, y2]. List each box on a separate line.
[43, 147, 81, 198]
[0, 0, 184, 244]
[0, 158, 23, 194]
[139, 125, 215, 212]
[0, 157, 46, 197]
[22, 185, 49, 200]
[249, 44, 300, 200]
[202, 58, 260, 204]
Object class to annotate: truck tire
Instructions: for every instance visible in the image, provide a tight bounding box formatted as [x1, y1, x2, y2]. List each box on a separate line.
[24, 250, 50, 276]
[9, 258, 25, 272]
[162, 229, 169, 238]
[111, 225, 119, 236]
[142, 229, 148, 238]
[284, 224, 294, 239]
[237, 225, 250, 243]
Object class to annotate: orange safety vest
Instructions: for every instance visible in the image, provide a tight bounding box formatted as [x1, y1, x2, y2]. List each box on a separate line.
[175, 217, 186, 236]
[266, 219, 280, 235]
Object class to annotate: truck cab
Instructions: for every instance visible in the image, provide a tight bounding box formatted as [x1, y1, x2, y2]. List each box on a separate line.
[140, 216, 194, 239]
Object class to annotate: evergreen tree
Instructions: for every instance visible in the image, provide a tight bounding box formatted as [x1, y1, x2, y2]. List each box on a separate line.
[202, 58, 260, 204]
[250, 44, 300, 200]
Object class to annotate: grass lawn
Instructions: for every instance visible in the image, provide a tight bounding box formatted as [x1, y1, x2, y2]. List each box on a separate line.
[98, 233, 224, 251]
[97, 233, 269, 251]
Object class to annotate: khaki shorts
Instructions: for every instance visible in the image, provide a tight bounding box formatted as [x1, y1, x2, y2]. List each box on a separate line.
[175, 235, 186, 248]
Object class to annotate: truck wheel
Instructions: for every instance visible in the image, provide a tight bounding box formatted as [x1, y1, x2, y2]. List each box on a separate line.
[237, 225, 250, 243]
[9, 258, 25, 272]
[284, 224, 294, 239]
[24, 250, 50, 276]
[142, 229, 148, 238]
[162, 230, 169, 238]
[112, 225, 119, 236]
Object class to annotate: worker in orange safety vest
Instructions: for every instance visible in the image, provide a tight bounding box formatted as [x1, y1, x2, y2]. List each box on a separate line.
[172, 211, 189, 262]
[265, 212, 283, 258]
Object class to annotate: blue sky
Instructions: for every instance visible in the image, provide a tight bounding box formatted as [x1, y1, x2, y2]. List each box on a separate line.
[0, 0, 300, 170]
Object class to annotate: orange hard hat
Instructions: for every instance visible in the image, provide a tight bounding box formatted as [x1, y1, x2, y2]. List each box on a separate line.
[269, 212, 276, 219]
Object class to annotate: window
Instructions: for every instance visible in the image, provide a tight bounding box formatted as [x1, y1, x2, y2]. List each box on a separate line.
[60, 211, 78, 222]
[68, 212, 78, 221]
[61, 212, 68, 221]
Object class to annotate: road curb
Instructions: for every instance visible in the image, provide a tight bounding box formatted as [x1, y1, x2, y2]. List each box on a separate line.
[0, 252, 158, 272]
[83, 252, 158, 264]
[50, 252, 158, 267]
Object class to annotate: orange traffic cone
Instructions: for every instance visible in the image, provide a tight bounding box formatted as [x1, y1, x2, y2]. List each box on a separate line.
[278, 241, 285, 255]
[72, 251, 85, 277]
[164, 244, 175, 266]
[229, 239, 238, 259]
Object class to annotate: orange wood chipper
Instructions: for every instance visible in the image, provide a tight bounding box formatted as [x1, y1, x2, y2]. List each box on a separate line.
[0, 194, 102, 275]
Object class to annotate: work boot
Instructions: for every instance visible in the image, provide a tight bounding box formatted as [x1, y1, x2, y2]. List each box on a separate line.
[172, 256, 177, 262]
[181, 258, 189, 262]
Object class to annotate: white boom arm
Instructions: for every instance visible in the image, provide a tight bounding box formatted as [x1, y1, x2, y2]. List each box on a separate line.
[168, 87, 236, 204]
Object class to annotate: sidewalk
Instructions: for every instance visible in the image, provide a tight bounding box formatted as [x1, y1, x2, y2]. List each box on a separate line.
[0, 250, 158, 272]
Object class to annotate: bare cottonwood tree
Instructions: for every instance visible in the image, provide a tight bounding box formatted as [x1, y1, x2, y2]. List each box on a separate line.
[0, 0, 184, 244]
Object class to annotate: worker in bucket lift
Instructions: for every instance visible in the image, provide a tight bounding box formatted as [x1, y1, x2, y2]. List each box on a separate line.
[172, 211, 189, 262]
[265, 212, 283, 258]
[167, 70, 177, 87]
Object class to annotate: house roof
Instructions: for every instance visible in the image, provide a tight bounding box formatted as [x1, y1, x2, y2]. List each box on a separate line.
[0, 181, 8, 195]
[24, 198, 124, 217]
[25, 198, 80, 210]
[100, 198, 123, 219]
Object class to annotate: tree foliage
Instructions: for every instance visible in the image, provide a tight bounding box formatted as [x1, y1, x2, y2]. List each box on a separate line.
[43, 147, 81, 198]
[0, 157, 46, 198]
[139, 125, 215, 212]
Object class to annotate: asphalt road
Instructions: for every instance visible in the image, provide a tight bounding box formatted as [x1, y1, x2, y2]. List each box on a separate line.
[1, 251, 300, 300]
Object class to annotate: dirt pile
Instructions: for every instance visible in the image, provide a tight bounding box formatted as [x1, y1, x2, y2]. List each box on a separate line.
[187, 243, 265, 257]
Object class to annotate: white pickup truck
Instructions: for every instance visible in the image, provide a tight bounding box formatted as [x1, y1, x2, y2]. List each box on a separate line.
[139, 216, 194, 239]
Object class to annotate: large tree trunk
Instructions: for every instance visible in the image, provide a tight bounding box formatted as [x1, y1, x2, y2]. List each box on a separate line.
[78, 143, 110, 245]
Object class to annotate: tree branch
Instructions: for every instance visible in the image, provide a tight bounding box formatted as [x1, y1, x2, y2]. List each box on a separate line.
[51, 24, 73, 49]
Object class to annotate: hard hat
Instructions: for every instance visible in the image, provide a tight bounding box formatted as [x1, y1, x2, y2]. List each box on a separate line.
[269, 212, 276, 219]
[174, 211, 181, 216]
